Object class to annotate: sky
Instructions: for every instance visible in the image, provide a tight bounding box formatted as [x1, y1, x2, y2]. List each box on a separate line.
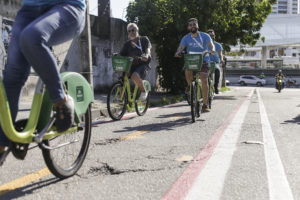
[110, 0, 132, 20]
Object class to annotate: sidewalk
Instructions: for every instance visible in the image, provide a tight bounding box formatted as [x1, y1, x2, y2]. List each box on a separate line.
[19, 92, 177, 121]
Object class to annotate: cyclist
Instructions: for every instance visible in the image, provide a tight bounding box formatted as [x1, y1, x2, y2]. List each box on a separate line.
[120, 23, 152, 100]
[175, 18, 215, 112]
[207, 29, 223, 94]
[260, 72, 265, 79]
[0, 0, 86, 164]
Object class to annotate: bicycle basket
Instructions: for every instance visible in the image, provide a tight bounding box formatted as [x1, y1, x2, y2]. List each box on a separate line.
[184, 54, 203, 71]
[112, 56, 133, 72]
[209, 62, 216, 73]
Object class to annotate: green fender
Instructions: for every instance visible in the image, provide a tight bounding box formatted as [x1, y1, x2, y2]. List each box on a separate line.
[60, 72, 94, 116]
[37, 72, 94, 131]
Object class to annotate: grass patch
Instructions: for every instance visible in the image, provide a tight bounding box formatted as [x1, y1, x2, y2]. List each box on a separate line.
[219, 87, 231, 92]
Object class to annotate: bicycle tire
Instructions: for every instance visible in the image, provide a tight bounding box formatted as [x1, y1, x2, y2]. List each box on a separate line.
[42, 105, 92, 179]
[135, 93, 150, 116]
[107, 82, 128, 120]
[190, 81, 196, 123]
[196, 83, 202, 118]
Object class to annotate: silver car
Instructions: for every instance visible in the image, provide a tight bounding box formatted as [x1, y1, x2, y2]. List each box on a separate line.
[239, 75, 266, 86]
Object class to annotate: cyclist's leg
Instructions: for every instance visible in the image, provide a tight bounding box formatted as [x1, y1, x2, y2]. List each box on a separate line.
[130, 63, 150, 92]
[199, 63, 210, 111]
[0, 6, 37, 147]
[214, 65, 220, 93]
[199, 72, 209, 105]
[19, 3, 85, 104]
[185, 70, 193, 87]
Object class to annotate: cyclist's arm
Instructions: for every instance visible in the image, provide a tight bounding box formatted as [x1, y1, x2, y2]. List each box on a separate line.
[141, 47, 151, 62]
[141, 36, 152, 62]
[207, 40, 216, 55]
[218, 50, 224, 63]
[175, 45, 185, 57]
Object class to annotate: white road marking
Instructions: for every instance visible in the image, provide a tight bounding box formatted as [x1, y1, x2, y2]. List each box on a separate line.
[184, 89, 254, 200]
[257, 89, 294, 200]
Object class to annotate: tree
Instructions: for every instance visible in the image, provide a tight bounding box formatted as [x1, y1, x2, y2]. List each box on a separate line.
[127, 0, 276, 93]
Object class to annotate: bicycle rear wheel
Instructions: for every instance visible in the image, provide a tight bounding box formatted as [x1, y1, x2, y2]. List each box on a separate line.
[135, 93, 150, 116]
[42, 105, 92, 179]
[190, 82, 197, 123]
[107, 82, 127, 120]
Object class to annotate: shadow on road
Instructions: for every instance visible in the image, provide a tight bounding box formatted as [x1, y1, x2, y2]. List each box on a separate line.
[1, 177, 61, 199]
[282, 115, 300, 125]
[113, 111, 203, 133]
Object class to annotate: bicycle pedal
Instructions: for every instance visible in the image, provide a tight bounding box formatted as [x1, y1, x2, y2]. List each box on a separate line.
[11, 142, 29, 160]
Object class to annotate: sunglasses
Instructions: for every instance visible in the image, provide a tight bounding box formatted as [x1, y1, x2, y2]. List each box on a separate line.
[128, 29, 136, 33]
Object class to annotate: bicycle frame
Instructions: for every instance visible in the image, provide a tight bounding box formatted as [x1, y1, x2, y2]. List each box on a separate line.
[120, 75, 139, 111]
[0, 72, 93, 145]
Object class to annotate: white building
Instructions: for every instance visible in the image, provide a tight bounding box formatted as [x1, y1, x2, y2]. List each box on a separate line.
[272, 0, 299, 14]
[229, 14, 300, 69]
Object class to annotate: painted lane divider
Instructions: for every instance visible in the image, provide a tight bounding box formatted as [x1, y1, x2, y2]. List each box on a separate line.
[257, 89, 294, 200]
[0, 129, 150, 197]
[162, 89, 254, 200]
[0, 168, 50, 196]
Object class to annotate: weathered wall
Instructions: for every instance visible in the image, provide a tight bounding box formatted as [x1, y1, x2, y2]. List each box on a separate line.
[0, 0, 21, 18]
[0, 0, 159, 95]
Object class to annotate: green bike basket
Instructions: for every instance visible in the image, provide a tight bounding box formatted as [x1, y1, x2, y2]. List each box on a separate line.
[184, 54, 203, 71]
[210, 62, 216, 73]
[112, 56, 133, 72]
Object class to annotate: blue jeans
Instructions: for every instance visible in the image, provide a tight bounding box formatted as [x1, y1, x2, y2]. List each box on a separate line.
[0, 3, 85, 146]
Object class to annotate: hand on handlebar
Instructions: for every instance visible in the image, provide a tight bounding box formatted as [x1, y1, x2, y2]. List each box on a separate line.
[174, 51, 184, 58]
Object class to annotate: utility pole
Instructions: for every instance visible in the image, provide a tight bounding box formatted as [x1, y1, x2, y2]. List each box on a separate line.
[79, 0, 93, 87]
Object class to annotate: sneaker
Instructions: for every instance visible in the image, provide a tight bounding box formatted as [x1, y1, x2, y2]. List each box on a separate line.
[202, 104, 210, 113]
[55, 95, 75, 132]
[0, 147, 10, 166]
[139, 92, 148, 100]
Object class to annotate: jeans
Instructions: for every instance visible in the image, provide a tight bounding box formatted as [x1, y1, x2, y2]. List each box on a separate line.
[0, 3, 85, 146]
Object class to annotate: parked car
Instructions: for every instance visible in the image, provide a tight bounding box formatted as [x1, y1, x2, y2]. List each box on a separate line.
[238, 75, 266, 86]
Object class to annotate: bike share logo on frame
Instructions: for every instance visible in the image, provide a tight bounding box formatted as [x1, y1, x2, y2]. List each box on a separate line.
[76, 86, 84, 102]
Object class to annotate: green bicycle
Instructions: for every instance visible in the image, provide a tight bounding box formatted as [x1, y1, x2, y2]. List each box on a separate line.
[184, 53, 206, 123]
[0, 72, 94, 179]
[107, 56, 151, 120]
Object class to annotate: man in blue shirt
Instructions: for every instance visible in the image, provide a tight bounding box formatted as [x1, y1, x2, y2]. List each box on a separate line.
[175, 18, 215, 112]
[207, 29, 223, 94]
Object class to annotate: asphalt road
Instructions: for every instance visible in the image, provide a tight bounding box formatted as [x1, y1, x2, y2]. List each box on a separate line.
[0, 86, 300, 200]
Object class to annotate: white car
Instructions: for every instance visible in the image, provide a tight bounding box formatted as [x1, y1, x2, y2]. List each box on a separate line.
[238, 75, 266, 86]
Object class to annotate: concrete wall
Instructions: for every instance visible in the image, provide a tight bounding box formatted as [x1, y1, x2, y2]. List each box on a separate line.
[0, 0, 159, 96]
[91, 17, 158, 92]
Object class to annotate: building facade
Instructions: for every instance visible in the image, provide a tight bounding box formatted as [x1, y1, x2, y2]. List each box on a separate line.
[272, 0, 299, 14]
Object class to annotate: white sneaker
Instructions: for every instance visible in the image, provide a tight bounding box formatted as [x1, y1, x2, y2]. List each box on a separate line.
[139, 92, 148, 100]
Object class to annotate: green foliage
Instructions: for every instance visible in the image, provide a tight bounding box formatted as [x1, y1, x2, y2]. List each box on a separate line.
[127, 0, 276, 93]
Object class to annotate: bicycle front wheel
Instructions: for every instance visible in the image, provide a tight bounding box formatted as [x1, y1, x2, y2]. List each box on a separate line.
[107, 82, 128, 120]
[135, 93, 150, 116]
[42, 105, 92, 179]
[190, 82, 197, 123]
